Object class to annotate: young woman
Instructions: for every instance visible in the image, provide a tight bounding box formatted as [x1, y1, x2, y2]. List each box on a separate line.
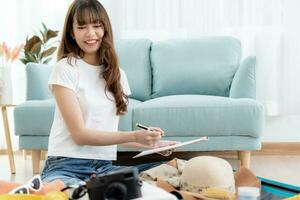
[41, 0, 177, 186]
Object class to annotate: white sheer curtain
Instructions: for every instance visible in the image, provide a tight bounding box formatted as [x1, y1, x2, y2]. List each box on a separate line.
[101, 0, 300, 116]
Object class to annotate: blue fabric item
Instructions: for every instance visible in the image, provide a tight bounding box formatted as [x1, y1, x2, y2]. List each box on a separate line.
[133, 95, 264, 138]
[41, 156, 162, 186]
[118, 98, 142, 131]
[151, 37, 241, 98]
[14, 99, 55, 136]
[259, 176, 300, 198]
[115, 39, 152, 101]
[26, 63, 53, 100]
[230, 56, 256, 99]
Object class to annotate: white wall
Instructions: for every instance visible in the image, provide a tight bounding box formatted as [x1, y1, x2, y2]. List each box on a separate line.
[263, 116, 300, 142]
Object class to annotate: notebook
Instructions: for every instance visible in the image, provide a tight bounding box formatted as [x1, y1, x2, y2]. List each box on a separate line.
[133, 136, 209, 158]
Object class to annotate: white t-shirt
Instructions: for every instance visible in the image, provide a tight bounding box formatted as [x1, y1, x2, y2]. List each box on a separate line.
[47, 58, 131, 160]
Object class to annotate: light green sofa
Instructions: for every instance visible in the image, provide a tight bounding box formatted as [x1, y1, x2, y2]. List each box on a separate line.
[14, 37, 264, 174]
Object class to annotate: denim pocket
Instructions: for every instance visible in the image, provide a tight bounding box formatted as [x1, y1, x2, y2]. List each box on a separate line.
[47, 156, 70, 165]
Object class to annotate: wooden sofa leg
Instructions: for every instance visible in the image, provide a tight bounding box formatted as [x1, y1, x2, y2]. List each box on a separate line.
[41, 151, 47, 160]
[238, 151, 251, 169]
[22, 150, 27, 160]
[32, 150, 41, 174]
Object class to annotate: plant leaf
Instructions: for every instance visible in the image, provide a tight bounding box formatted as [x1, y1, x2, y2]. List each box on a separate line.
[20, 58, 29, 65]
[22, 23, 59, 64]
[30, 41, 42, 55]
[24, 36, 42, 52]
[42, 22, 48, 33]
[43, 57, 52, 64]
[46, 30, 58, 41]
[41, 47, 57, 58]
[25, 52, 38, 63]
[40, 30, 47, 43]
[41, 22, 49, 42]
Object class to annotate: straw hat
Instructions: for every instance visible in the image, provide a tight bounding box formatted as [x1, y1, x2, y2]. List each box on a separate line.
[180, 156, 235, 194]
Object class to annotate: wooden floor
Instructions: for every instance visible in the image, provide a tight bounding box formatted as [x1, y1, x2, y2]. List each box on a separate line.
[1, 153, 300, 187]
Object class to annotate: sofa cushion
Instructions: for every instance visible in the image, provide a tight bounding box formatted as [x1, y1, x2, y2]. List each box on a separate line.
[133, 95, 264, 138]
[115, 39, 152, 101]
[118, 98, 142, 131]
[230, 56, 256, 99]
[15, 98, 143, 136]
[26, 63, 53, 100]
[19, 136, 49, 150]
[14, 99, 55, 136]
[151, 37, 241, 98]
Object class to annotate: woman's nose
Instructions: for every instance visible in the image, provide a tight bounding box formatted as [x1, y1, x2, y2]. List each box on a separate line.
[86, 26, 96, 36]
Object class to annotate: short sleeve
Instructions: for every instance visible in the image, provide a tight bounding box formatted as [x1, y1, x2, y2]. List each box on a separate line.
[48, 60, 78, 92]
[120, 69, 131, 96]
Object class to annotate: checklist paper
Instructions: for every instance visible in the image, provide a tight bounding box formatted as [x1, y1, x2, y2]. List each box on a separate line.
[133, 136, 209, 158]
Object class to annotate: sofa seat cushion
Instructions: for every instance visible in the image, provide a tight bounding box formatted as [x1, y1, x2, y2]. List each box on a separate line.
[133, 95, 264, 138]
[118, 98, 142, 131]
[14, 99, 55, 136]
[19, 135, 49, 150]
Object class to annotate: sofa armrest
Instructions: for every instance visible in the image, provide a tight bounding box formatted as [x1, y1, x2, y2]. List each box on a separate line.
[229, 56, 256, 99]
[26, 63, 53, 100]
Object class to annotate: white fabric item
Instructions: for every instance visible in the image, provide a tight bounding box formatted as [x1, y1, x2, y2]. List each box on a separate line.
[136, 181, 177, 200]
[47, 58, 131, 160]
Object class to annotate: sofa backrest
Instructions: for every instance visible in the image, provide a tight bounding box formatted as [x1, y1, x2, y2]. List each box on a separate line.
[115, 39, 152, 101]
[26, 37, 241, 101]
[150, 36, 241, 98]
[26, 63, 53, 100]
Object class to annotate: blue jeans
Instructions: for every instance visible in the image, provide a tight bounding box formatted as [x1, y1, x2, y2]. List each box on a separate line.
[41, 156, 162, 186]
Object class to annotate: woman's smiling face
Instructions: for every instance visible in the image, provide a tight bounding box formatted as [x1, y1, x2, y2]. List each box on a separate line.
[72, 18, 104, 57]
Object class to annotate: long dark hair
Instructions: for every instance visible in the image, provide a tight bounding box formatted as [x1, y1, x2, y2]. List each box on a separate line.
[57, 0, 128, 115]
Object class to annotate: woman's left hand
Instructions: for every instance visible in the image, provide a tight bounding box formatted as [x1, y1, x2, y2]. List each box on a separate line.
[154, 140, 180, 156]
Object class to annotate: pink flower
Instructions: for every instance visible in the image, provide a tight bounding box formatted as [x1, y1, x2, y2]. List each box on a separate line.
[0, 42, 24, 67]
[10, 44, 24, 62]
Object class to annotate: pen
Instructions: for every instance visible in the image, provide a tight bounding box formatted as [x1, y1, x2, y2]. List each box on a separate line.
[136, 123, 165, 136]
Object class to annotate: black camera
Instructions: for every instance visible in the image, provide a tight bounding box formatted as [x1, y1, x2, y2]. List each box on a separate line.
[86, 167, 142, 200]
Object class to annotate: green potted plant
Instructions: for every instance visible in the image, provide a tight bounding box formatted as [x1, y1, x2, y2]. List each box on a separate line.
[20, 22, 59, 65]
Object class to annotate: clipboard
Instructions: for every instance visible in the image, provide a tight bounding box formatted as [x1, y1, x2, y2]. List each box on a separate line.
[133, 136, 209, 158]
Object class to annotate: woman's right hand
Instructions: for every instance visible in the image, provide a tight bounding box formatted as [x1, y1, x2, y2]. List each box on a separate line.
[133, 128, 162, 146]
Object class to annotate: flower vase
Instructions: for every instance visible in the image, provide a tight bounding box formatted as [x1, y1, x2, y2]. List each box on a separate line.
[0, 66, 13, 105]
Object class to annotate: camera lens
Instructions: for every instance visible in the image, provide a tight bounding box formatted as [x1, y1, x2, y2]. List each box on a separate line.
[104, 182, 127, 200]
